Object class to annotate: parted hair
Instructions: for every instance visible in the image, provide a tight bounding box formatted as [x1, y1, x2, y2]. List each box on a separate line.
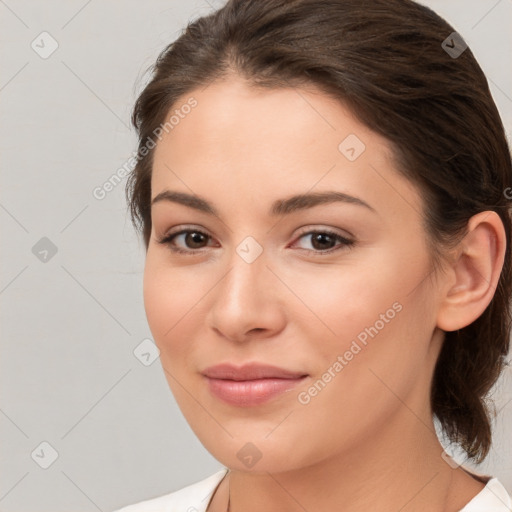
[126, 0, 512, 463]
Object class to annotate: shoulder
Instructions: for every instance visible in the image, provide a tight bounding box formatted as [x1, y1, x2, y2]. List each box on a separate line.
[112, 468, 229, 512]
[460, 476, 512, 511]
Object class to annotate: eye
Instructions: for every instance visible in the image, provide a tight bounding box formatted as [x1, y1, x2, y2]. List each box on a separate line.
[156, 226, 355, 256]
[156, 227, 216, 255]
[291, 229, 355, 255]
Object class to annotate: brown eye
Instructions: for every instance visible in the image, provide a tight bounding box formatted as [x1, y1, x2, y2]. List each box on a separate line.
[157, 228, 214, 254]
[183, 231, 209, 249]
[293, 229, 355, 255]
[310, 232, 337, 250]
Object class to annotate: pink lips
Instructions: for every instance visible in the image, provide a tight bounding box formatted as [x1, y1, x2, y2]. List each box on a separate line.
[202, 363, 308, 407]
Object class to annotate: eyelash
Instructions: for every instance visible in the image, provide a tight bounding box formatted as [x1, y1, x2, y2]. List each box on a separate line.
[156, 226, 355, 257]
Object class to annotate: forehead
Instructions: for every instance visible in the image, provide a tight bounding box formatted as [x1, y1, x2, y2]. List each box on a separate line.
[154, 78, 381, 162]
[150, 77, 421, 222]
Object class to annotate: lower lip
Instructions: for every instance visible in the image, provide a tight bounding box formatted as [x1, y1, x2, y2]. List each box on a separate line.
[205, 376, 307, 407]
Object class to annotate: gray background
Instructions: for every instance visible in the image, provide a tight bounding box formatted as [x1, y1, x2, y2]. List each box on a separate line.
[1, 1, 511, 511]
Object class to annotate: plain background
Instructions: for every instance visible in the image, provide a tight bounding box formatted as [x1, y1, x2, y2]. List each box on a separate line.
[1, 1, 511, 511]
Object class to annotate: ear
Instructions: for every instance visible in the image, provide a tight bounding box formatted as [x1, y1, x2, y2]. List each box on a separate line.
[436, 211, 506, 332]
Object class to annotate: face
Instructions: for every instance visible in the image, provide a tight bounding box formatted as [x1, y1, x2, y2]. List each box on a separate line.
[144, 76, 446, 473]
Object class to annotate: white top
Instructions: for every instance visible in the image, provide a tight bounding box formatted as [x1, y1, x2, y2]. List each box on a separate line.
[113, 467, 512, 512]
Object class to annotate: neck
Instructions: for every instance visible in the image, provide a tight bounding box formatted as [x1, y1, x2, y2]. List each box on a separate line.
[225, 413, 474, 512]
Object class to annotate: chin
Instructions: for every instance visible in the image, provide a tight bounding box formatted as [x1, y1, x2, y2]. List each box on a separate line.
[199, 434, 309, 474]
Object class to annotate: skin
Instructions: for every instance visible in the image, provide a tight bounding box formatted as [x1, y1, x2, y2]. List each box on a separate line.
[143, 76, 506, 512]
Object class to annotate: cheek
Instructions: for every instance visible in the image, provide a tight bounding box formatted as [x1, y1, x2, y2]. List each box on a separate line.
[289, 293, 435, 459]
[276, 255, 413, 347]
[284, 242, 435, 380]
[142, 254, 205, 361]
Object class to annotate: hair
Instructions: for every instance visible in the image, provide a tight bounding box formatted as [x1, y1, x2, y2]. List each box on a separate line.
[126, 0, 512, 463]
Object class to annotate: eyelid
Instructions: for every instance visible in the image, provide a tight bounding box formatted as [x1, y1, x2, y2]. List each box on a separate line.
[292, 225, 354, 242]
[159, 224, 210, 240]
[159, 224, 353, 241]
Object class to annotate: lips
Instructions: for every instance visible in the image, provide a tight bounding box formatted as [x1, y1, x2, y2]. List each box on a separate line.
[202, 363, 307, 380]
[202, 363, 308, 407]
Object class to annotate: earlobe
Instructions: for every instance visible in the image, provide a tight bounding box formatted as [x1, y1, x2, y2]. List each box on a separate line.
[436, 211, 506, 332]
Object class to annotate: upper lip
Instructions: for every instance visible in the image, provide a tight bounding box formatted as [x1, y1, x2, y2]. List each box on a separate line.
[202, 363, 308, 381]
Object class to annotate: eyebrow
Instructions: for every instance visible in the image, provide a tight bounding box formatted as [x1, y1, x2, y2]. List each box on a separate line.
[151, 190, 376, 216]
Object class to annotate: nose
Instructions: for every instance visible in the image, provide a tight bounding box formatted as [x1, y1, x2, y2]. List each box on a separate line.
[206, 246, 286, 343]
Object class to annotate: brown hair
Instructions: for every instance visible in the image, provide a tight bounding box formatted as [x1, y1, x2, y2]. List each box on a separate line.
[126, 0, 512, 463]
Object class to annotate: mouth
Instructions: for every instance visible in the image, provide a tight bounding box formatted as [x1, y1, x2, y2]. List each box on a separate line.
[201, 363, 309, 407]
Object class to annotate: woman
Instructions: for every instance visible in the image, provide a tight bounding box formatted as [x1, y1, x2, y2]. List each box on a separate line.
[114, 0, 512, 510]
